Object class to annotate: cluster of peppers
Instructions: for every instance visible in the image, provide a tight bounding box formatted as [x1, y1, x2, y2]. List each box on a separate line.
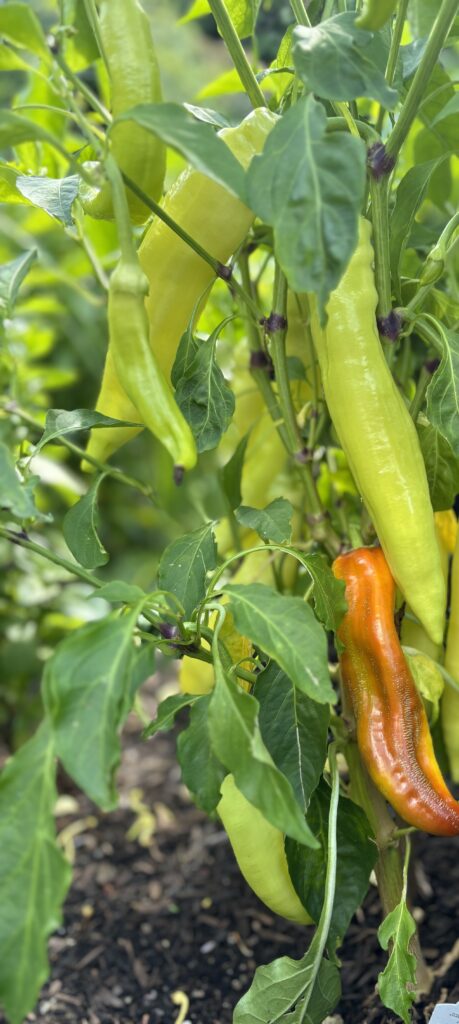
[82, 0, 459, 925]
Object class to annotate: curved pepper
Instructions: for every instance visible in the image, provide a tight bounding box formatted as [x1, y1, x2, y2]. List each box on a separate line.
[218, 774, 311, 924]
[80, 0, 165, 223]
[85, 107, 276, 467]
[442, 519, 459, 780]
[334, 546, 459, 836]
[310, 217, 445, 645]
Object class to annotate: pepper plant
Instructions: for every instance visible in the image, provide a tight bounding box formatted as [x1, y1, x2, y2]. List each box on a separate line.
[1, 1, 459, 1023]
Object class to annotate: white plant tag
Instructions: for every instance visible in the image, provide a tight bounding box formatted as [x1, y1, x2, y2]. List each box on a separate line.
[429, 1006, 459, 1023]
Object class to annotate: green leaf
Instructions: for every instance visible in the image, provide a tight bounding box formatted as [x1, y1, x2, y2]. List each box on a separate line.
[35, 408, 141, 454]
[0, 442, 45, 523]
[224, 583, 335, 703]
[177, 695, 226, 812]
[234, 956, 340, 1024]
[255, 662, 329, 810]
[220, 433, 249, 510]
[143, 693, 201, 738]
[91, 581, 147, 604]
[174, 327, 235, 453]
[390, 159, 447, 297]
[304, 552, 347, 633]
[117, 103, 246, 200]
[0, 2, 48, 59]
[377, 897, 417, 1023]
[286, 779, 377, 951]
[0, 249, 36, 318]
[43, 612, 139, 809]
[209, 642, 318, 846]
[179, 0, 211, 24]
[235, 498, 293, 544]
[417, 420, 459, 511]
[292, 14, 398, 107]
[158, 522, 217, 619]
[63, 475, 108, 570]
[16, 174, 79, 226]
[184, 102, 229, 129]
[246, 94, 366, 314]
[0, 723, 71, 1024]
[426, 330, 459, 455]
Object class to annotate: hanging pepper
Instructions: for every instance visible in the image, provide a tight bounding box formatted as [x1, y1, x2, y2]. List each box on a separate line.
[310, 217, 445, 646]
[80, 0, 166, 223]
[85, 107, 276, 467]
[442, 520, 459, 781]
[218, 774, 311, 924]
[90, 156, 196, 474]
[334, 546, 459, 836]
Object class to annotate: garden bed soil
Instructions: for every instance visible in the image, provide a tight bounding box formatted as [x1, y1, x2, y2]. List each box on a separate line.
[1, 675, 459, 1024]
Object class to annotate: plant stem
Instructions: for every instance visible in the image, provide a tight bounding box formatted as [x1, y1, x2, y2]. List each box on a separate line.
[54, 49, 111, 124]
[290, 0, 311, 27]
[386, 0, 459, 160]
[344, 739, 432, 991]
[369, 176, 392, 321]
[409, 366, 431, 421]
[375, 0, 409, 134]
[206, 0, 266, 108]
[269, 267, 302, 455]
[123, 174, 222, 275]
[0, 525, 103, 588]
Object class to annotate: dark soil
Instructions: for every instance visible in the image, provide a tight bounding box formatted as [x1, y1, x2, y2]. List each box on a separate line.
[3, 676, 459, 1024]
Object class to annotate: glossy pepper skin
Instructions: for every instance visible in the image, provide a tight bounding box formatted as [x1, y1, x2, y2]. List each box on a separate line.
[80, 0, 165, 223]
[218, 774, 311, 924]
[356, 0, 398, 30]
[85, 108, 276, 467]
[310, 217, 445, 645]
[334, 547, 459, 836]
[108, 262, 197, 472]
[442, 519, 459, 781]
[401, 509, 457, 661]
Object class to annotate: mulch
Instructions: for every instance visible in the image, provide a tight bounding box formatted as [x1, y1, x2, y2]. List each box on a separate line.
[1, 675, 459, 1024]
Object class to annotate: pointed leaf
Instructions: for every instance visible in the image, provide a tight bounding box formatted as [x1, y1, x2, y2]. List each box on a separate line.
[0, 723, 71, 1024]
[235, 498, 293, 544]
[292, 14, 398, 106]
[158, 523, 217, 618]
[43, 612, 139, 808]
[143, 693, 201, 738]
[255, 662, 329, 810]
[304, 552, 347, 633]
[378, 898, 417, 1023]
[246, 94, 366, 313]
[117, 103, 246, 200]
[63, 474, 109, 570]
[35, 408, 141, 454]
[224, 583, 335, 703]
[16, 174, 79, 226]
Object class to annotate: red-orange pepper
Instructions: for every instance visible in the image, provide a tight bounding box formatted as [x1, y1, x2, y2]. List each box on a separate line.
[333, 547, 459, 836]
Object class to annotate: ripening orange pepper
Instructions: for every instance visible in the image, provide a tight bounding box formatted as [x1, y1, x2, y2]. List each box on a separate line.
[333, 547, 459, 836]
